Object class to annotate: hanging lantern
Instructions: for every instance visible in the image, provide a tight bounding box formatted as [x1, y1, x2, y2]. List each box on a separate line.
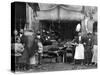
[76, 23, 81, 32]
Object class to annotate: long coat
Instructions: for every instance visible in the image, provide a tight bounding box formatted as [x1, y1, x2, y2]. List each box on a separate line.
[84, 35, 93, 59]
[19, 34, 38, 64]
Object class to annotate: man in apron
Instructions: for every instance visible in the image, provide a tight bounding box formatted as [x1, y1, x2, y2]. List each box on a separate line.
[74, 33, 85, 65]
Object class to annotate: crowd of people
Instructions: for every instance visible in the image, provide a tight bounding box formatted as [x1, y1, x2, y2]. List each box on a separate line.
[72, 32, 97, 66]
[11, 29, 44, 70]
[11, 28, 97, 71]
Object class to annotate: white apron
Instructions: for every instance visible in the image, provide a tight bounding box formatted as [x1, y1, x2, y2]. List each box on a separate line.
[74, 44, 84, 59]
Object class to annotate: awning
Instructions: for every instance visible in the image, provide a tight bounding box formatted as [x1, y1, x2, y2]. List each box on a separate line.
[60, 7, 84, 20]
[36, 7, 58, 20]
[36, 4, 84, 20]
[38, 3, 82, 11]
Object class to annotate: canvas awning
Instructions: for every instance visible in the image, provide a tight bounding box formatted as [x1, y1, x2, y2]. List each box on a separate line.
[36, 7, 58, 20]
[60, 7, 84, 20]
[36, 4, 84, 20]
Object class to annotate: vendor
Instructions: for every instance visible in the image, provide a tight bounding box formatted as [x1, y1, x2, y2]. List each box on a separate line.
[84, 33, 93, 65]
[73, 32, 85, 65]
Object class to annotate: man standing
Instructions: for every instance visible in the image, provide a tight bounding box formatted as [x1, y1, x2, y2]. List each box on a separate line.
[84, 33, 93, 65]
[74, 32, 85, 65]
[19, 30, 38, 70]
[37, 37, 43, 65]
[92, 32, 97, 65]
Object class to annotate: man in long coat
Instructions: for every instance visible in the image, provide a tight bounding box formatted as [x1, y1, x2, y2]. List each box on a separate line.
[19, 30, 38, 70]
[84, 33, 93, 65]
